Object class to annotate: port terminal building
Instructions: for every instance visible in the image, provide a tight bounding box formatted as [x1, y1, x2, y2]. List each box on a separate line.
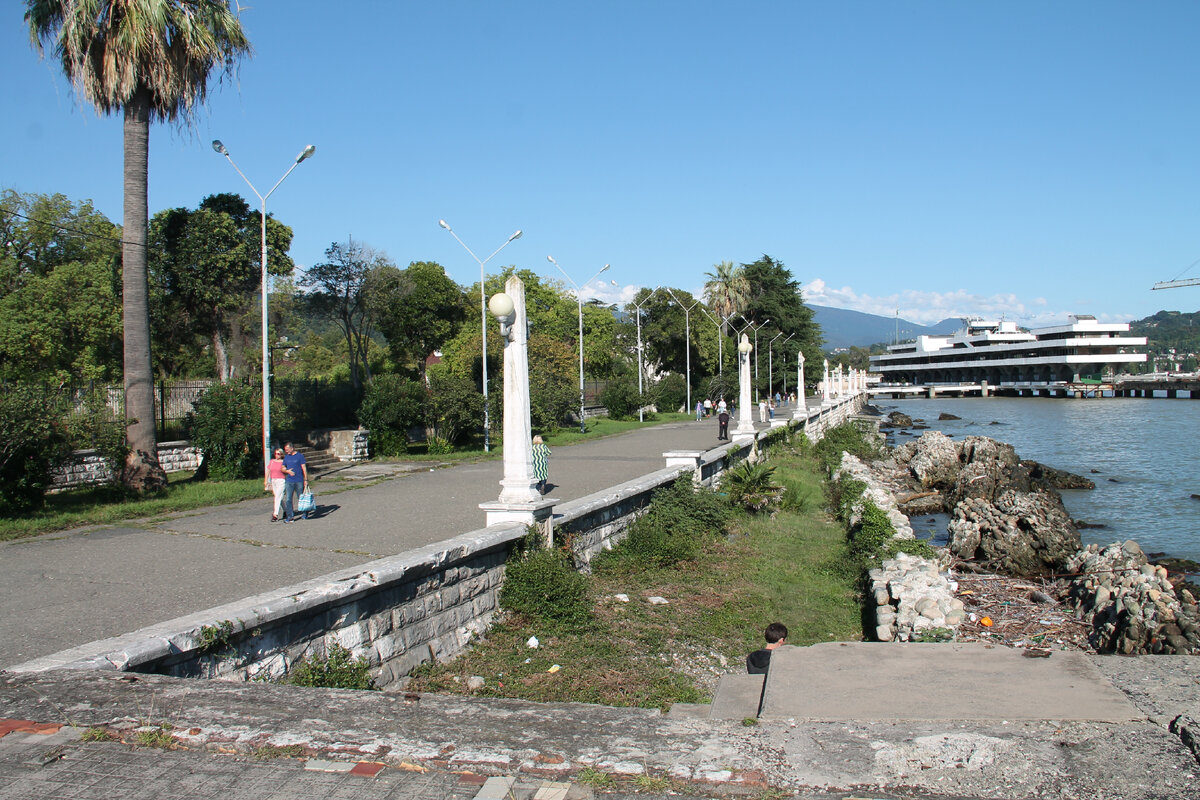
[868, 316, 1147, 397]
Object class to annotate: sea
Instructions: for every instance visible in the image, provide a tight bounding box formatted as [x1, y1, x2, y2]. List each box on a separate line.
[872, 395, 1200, 563]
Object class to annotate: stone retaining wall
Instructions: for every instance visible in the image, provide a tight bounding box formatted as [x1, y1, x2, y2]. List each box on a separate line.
[14, 397, 861, 688]
[51, 441, 201, 491]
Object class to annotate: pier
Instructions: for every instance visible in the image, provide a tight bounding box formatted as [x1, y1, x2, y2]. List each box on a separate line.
[869, 374, 1200, 399]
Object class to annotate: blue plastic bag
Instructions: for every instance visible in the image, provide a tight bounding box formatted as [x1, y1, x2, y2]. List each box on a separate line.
[296, 491, 315, 513]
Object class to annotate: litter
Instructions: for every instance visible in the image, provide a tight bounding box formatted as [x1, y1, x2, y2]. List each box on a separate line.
[526, 636, 539, 649]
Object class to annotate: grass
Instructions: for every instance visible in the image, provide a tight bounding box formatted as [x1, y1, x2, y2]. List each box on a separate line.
[406, 442, 863, 710]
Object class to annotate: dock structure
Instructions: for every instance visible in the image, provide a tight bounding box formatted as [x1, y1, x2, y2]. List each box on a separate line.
[869, 374, 1200, 399]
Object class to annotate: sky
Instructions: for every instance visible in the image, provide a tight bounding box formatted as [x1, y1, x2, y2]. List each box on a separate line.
[4, 1, 1200, 328]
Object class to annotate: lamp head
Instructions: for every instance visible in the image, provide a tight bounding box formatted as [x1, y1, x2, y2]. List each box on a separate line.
[738, 335, 752, 354]
[509, 230, 522, 242]
[488, 292, 515, 320]
[296, 144, 316, 163]
[211, 140, 228, 156]
[547, 255, 557, 265]
[439, 219, 451, 231]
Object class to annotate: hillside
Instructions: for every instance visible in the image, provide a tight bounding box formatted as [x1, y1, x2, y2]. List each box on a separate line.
[811, 305, 959, 350]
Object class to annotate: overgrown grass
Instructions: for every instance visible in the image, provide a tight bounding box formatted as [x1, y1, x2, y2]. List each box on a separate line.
[0, 472, 264, 542]
[406, 444, 862, 710]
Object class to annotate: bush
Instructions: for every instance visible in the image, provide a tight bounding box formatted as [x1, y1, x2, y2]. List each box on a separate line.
[652, 373, 687, 413]
[813, 421, 884, 474]
[614, 477, 731, 568]
[723, 460, 782, 513]
[357, 374, 426, 456]
[500, 547, 591, 627]
[187, 383, 263, 480]
[426, 372, 484, 446]
[65, 394, 128, 479]
[599, 378, 643, 420]
[288, 642, 375, 690]
[0, 386, 73, 512]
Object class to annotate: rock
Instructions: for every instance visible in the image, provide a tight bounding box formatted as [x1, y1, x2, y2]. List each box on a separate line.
[907, 431, 962, 489]
[466, 676, 486, 690]
[937, 413, 961, 420]
[887, 411, 913, 428]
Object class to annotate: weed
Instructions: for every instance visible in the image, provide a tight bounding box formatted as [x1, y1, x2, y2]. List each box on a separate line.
[742, 717, 759, 726]
[500, 548, 591, 627]
[576, 766, 616, 788]
[254, 743, 306, 760]
[79, 726, 116, 742]
[723, 461, 783, 513]
[197, 620, 235, 655]
[912, 626, 954, 643]
[133, 725, 175, 749]
[633, 773, 671, 791]
[288, 643, 375, 690]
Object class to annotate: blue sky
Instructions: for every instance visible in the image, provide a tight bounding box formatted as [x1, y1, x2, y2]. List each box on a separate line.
[5, 1, 1199, 327]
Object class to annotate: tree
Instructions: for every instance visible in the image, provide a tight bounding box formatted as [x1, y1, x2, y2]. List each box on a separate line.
[27, 0, 251, 492]
[149, 193, 294, 380]
[301, 239, 393, 393]
[703, 260, 750, 335]
[740, 254, 823, 381]
[367, 261, 466, 381]
[0, 189, 122, 382]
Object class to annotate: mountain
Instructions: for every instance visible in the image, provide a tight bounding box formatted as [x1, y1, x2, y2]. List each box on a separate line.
[811, 305, 960, 350]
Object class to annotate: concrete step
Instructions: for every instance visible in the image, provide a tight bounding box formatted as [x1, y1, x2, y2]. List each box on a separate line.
[293, 447, 340, 477]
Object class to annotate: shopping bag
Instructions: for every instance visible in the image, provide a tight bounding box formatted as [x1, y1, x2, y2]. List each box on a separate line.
[296, 491, 315, 513]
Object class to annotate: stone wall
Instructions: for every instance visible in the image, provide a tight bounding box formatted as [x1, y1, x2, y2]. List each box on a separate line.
[15, 397, 861, 688]
[50, 441, 201, 491]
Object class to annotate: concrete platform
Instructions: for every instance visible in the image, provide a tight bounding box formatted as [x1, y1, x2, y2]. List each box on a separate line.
[761, 641, 1143, 721]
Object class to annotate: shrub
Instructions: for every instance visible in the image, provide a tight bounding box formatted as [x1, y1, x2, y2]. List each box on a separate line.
[813, 421, 884, 474]
[652, 373, 687, 413]
[288, 643, 374, 690]
[357, 374, 426, 456]
[65, 393, 128, 479]
[617, 477, 731, 567]
[500, 547, 591, 627]
[0, 385, 72, 512]
[187, 383, 263, 480]
[599, 378, 642, 420]
[723, 461, 782, 513]
[426, 372, 483, 446]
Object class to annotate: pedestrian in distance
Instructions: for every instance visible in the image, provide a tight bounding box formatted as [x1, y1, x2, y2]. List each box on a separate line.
[695, 400, 704, 421]
[532, 435, 551, 494]
[703, 398, 713, 417]
[717, 397, 727, 415]
[759, 398, 768, 423]
[747, 622, 788, 674]
[281, 441, 309, 522]
[264, 447, 292, 521]
[717, 409, 730, 440]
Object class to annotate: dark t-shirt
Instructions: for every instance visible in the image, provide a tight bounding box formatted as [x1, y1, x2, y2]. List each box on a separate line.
[746, 648, 772, 674]
[282, 452, 307, 484]
[718, 411, 730, 425]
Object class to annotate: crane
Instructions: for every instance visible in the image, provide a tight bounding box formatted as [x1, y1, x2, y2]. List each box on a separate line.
[1152, 278, 1200, 290]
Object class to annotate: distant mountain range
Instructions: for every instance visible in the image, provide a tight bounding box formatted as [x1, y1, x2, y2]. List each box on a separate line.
[811, 305, 961, 350]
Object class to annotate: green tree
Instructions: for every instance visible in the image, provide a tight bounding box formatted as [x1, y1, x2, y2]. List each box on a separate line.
[367, 261, 466, 380]
[0, 190, 123, 382]
[740, 255, 823, 390]
[27, 0, 251, 493]
[149, 193, 294, 380]
[703, 260, 750, 335]
[301, 239, 393, 393]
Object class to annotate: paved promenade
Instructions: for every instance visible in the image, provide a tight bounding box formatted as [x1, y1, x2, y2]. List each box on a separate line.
[0, 415, 745, 669]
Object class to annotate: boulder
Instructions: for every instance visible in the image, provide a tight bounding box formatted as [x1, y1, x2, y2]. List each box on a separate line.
[947, 488, 1080, 577]
[906, 431, 961, 489]
[886, 411, 913, 428]
[937, 412, 961, 420]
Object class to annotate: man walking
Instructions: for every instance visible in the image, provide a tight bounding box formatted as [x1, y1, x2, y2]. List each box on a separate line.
[281, 442, 309, 522]
[717, 408, 730, 440]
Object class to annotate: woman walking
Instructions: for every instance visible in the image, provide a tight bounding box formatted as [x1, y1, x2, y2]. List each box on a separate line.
[264, 448, 292, 521]
[532, 435, 551, 494]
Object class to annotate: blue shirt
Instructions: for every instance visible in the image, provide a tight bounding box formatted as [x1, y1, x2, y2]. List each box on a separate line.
[282, 452, 307, 483]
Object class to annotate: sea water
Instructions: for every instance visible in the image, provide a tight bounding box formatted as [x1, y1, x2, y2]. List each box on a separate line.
[876, 396, 1200, 562]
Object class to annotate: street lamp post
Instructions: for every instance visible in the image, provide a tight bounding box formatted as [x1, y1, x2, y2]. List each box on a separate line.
[768, 332, 784, 399]
[663, 288, 697, 409]
[212, 139, 315, 473]
[630, 288, 658, 422]
[750, 319, 769, 403]
[438, 221, 522, 452]
[548, 256, 610, 433]
[696, 306, 725, 376]
[778, 333, 794, 397]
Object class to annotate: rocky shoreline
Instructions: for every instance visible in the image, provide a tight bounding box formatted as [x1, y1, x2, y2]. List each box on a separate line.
[845, 411, 1200, 657]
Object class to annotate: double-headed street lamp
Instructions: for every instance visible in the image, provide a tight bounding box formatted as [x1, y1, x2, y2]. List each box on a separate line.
[548, 256, 610, 433]
[212, 139, 315, 472]
[629, 288, 658, 422]
[438, 221, 523, 452]
[696, 306, 724, 376]
[663, 288, 698, 409]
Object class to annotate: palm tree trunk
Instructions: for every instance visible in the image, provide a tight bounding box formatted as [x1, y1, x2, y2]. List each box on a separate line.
[121, 89, 167, 492]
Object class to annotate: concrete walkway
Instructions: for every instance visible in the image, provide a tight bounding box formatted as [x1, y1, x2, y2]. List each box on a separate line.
[0, 416, 745, 669]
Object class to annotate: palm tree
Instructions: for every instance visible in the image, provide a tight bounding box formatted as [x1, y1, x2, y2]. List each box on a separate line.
[26, 0, 250, 491]
[703, 260, 750, 336]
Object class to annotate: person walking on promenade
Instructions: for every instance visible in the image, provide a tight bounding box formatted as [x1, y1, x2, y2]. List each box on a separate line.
[264, 448, 292, 521]
[717, 409, 730, 440]
[717, 397, 727, 415]
[532, 435, 551, 494]
[696, 400, 704, 421]
[281, 442, 309, 522]
[758, 398, 768, 423]
[703, 398, 713, 417]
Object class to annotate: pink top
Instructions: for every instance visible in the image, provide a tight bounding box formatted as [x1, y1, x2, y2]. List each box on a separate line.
[267, 459, 287, 480]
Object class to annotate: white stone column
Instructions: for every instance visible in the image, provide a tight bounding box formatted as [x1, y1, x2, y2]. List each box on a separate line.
[734, 334, 756, 437]
[794, 352, 806, 419]
[481, 276, 555, 530]
[822, 359, 830, 403]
